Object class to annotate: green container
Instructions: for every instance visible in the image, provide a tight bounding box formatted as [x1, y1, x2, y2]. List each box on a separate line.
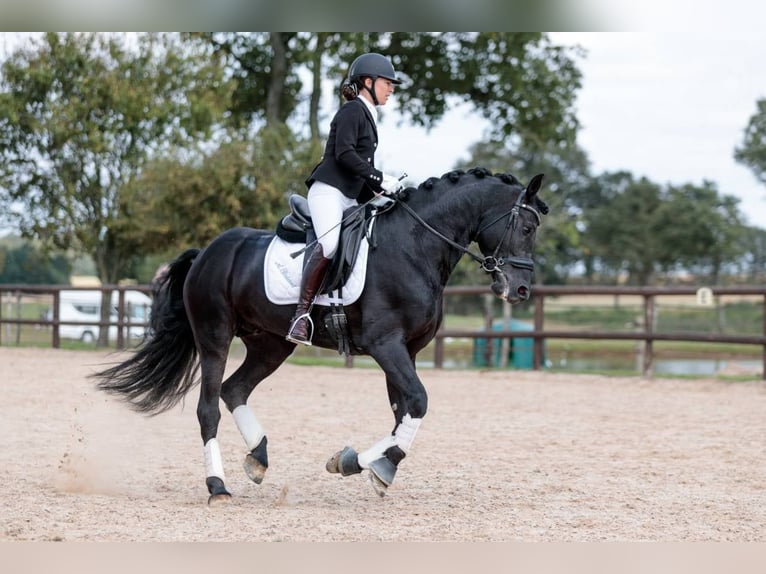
[472, 319, 538, 369]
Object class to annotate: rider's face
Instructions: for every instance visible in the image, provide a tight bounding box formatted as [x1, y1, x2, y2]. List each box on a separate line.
[364, 77, 395, 106]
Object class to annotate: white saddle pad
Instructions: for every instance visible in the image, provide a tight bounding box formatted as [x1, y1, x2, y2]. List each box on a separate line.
[263, 236, 369, 306]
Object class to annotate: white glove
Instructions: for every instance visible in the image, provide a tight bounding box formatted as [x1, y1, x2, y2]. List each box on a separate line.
[380, 174, 403, 196]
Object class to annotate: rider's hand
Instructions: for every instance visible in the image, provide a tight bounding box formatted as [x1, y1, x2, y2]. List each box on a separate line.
[380, 174, 402, 196]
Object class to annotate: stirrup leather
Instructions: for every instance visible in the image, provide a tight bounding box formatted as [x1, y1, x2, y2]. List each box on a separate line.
[286, 312, 315, 345]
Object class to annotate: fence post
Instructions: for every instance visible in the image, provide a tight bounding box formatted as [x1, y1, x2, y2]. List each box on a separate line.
[52, 290, 60, 349]
[434, 337, 444, 368]
[499, 300, 511, 369]
[762, 294, 766, 382]
[116, 288, 126, 350]
[14, 291, 21, 345]
[643, 294, 655, 377]
[434, 296, 446, 369]
[533, 294, 544, 370]
[483, 294, 494, 367]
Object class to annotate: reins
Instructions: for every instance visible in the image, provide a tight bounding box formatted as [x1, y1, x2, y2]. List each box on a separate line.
[395, 188, 541, 274]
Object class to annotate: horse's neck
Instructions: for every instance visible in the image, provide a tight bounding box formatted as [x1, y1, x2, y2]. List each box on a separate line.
[415, 188, 484, 243]
[406, 190, 484, 283]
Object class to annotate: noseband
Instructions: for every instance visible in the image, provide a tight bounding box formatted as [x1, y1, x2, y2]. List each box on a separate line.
[396, 188, 541, 275]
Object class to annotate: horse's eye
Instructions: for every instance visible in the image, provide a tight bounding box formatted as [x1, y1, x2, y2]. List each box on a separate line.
[523, 225, 534, 235]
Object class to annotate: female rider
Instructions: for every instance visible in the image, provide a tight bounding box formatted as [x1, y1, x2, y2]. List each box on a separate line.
[286, 52, 403, 345]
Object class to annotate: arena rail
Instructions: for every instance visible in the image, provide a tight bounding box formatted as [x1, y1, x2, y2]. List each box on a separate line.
[2, 283, 765, 379]
[436, 285, 766, 380]
[0, 284, 152, 350]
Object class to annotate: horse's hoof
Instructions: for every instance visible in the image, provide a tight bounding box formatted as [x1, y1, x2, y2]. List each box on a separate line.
[207, 492, 232, 506]
[368, 457, 397, 486]
[243, 453, 267, 484]
[206, 476, 232, 505]
[326, 450, 341, 473]
[326, 446, 362, 476]
[368, 471, 388, 498]
[325, 446, 362, 476]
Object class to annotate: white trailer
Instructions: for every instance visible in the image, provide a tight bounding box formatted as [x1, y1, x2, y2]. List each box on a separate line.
[56, 289, 151, 343]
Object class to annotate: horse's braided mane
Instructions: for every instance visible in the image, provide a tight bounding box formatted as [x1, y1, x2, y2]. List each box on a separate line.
[417, 167, 519, 190]
[408, 166, 548, 215]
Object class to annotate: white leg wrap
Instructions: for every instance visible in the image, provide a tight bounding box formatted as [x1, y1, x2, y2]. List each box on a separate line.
[204, 438, 225, 480]
[232, 405, 265, 451]
[358, 435, 397, 469]
[394, 414, 421, 453]
[357, 414, 422, 468]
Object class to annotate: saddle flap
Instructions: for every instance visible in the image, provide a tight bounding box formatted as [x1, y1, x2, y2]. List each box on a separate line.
[322, 206, 368, 294]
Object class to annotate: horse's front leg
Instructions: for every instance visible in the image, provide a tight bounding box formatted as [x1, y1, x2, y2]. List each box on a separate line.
[327, 342, 426, 496]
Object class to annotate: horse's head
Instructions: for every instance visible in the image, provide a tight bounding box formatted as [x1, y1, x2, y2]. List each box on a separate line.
[475, 173, 546, 304]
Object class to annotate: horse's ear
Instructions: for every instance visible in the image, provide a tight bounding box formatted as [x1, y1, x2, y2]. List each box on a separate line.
[525, 174, 544, 202]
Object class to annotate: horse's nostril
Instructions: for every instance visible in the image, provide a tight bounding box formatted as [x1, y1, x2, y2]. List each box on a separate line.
[517, 285, 529, 300]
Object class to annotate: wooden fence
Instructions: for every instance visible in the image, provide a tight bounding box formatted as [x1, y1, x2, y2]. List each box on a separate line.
[2, 283, 765, 379]
[436, 285, 766, 379]
[0, 284, 152, 350]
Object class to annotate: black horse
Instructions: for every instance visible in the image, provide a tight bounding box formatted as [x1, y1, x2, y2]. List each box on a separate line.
[93, 167, 547, 504]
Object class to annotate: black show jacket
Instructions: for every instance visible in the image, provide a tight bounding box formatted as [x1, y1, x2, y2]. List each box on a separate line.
[306, 97, 384, 201]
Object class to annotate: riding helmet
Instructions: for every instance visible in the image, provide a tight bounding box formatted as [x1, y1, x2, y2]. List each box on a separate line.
[348, 53, 403, 85]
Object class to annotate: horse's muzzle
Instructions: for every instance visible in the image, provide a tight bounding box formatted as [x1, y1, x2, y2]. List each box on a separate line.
[514, 284, 530, 302]
[491, 275, 530, 304]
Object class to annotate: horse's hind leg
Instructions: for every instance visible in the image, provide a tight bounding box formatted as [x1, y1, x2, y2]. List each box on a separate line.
[196, 345, 232, 505]
[220, 332, 296, 486]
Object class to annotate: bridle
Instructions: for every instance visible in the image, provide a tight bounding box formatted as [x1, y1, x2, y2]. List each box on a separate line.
[396, 188, 542, 275]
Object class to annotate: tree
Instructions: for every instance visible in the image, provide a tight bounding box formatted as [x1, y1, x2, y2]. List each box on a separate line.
[736, 225, 766, 282]
[0, 241, 71, 284]
[735, 98, 766, 185]
[387, 33, 582, 147]
[578, 173, 748, 285]
[0, 32, 232, 344]
[582, 174, 666, 285]
[660, 181, 745, 283]
[188, 32, 309, 130]
[128, 124, 321, 251]
[187, 33, 582, 150]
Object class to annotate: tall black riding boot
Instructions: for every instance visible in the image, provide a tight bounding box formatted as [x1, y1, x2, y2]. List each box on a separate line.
[286, 244, 331, 345]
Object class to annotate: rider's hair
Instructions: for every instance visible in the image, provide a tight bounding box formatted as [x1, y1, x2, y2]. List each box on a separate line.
[341, 77, 364, 101]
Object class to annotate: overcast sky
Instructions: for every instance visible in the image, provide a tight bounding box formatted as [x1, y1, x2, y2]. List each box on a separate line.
[377, 31, 766, 230]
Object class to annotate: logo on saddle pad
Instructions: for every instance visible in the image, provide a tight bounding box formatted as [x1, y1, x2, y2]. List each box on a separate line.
[263, 237, 370, 306]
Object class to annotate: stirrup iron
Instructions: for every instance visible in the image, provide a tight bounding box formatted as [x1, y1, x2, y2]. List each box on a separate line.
[286, 312, 315, 346]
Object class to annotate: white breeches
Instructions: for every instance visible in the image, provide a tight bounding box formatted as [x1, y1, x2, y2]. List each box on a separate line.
[307, 181, 357, 258]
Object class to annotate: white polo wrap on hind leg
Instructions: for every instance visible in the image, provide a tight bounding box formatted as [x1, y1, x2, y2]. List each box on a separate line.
[204, 438, 225, 480]
[232, 405, 265, 451]
[357, 414, 422, 469]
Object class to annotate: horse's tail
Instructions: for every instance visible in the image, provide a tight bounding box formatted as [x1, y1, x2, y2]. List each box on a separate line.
[93, 248, 201, 416]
